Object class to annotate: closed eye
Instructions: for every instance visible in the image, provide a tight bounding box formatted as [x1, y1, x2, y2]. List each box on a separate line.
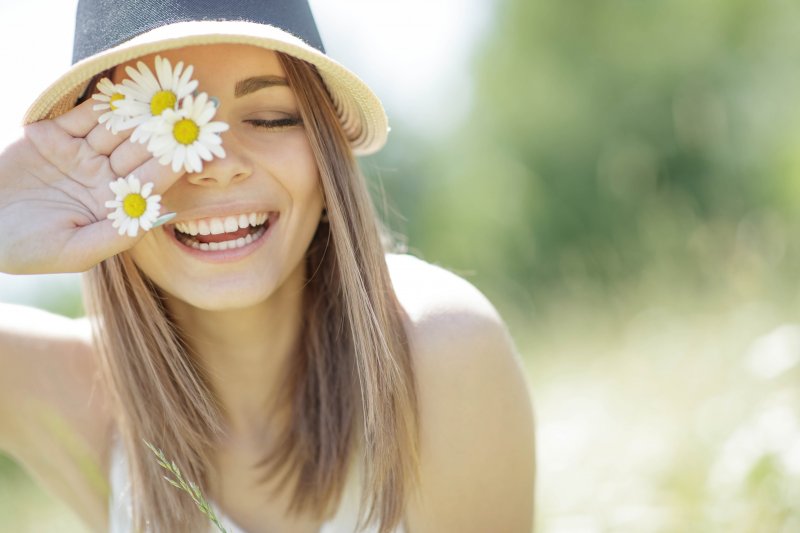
[246, 117, 302, 130]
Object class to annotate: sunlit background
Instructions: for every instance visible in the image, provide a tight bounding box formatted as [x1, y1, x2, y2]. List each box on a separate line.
[3, 0, 800, 531]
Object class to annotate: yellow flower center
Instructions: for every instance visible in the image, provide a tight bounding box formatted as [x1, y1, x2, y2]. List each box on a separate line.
[122, 193, 147, 218]
[150, 90, 177, 116]
[109, 93, 124, 111]
[173, 119, 200, 145]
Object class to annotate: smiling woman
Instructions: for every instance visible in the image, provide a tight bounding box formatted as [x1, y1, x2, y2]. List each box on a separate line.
[0, 2, 535, 533]
[119, 46, 326, 311]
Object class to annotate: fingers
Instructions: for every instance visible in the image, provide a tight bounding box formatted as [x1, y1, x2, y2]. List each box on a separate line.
[107, 139, 187, 197]
[84, 120, 132, 156]
[84, 115, 175, 185]
[54, 97, 136, 164]
[25, 119, 106, 180]
[76, 106, 154, 179]
[108, 137, 152, 177]
[125, 153, 185, 195]
[46, 95, 187, 202]
[52, 98, 103, 138]
[66, 216, 146, 272]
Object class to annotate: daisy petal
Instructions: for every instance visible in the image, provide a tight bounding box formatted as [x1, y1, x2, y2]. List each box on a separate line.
[127, 218, 140, 238]
[204, 122, 230, 133]
[182, 80, 199, 99]
[108, 179, 126, 197]
[198, 106, 217, 125]
[118, 217, 130, 235]
[172, 145, 187, 172]
[208, 144, 226, 159]
[129, 175, 141, 193]
[194, 142, 213, 161]
[155, 56, 172, 88]
[187, 149, 202, 173]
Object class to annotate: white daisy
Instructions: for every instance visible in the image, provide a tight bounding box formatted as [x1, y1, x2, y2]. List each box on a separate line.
[105, 174, 162, 238]
[115, 55, 199, 144]
[147, 92, 229, 173]
[91, 78, 131, 134]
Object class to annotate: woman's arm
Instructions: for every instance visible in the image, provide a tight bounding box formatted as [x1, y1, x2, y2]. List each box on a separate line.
[0, 302, 111, 532]
[388, 255, 536, 533]
[0, 95, 183, 530]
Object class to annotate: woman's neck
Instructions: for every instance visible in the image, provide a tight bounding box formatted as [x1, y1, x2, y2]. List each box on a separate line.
[166, 264, 306, 446]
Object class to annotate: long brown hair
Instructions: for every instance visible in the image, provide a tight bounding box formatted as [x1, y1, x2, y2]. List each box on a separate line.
[82, 51, 419, 532]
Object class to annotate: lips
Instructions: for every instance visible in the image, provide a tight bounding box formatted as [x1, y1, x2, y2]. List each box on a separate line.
[169, 211, 277, 253]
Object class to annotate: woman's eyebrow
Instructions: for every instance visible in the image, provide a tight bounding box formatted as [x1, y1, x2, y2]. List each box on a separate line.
[234, 75, 289, 97]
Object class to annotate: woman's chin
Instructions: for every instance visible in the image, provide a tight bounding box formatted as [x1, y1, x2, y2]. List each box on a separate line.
[155, 261, 307, 312]
[166, 282, 279, 311]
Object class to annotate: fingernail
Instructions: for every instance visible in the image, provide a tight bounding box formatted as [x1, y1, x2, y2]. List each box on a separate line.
[152, 212, 177, 228]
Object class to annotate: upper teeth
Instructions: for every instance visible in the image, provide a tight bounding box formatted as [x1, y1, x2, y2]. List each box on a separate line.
[174, 212, 268, 236]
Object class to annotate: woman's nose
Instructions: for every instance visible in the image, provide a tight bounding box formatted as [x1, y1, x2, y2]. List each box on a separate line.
[186, 137, 252, 187]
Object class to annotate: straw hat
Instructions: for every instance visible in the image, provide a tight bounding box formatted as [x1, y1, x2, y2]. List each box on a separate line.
[23, 0, 389, 156]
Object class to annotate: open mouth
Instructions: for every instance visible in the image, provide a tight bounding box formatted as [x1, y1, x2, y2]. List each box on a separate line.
[171, 211, 276, 251]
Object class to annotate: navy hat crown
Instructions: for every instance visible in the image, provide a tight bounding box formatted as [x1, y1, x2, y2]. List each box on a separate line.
[73, 0, 325, 64]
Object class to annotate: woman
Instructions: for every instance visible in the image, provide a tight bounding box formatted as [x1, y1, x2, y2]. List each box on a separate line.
[0, 1, 535, 532]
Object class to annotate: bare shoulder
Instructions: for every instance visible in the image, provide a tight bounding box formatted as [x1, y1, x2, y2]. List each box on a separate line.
[386, 254, 536, 533]
[386, 253, 524, 369]
[386, 253, 505, 332]
[0, 303, 111, 532]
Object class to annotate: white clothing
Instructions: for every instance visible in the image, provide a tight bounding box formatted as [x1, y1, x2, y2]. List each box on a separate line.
[108, 438, 404, 533]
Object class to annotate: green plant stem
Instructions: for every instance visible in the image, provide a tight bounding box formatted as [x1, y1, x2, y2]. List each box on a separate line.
[144, 440, 228, 533]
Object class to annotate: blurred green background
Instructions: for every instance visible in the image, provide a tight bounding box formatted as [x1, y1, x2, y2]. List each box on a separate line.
[4, 0, 800, 531]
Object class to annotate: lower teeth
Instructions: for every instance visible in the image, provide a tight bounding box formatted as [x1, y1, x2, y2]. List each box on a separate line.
[178, 225, 267, 251]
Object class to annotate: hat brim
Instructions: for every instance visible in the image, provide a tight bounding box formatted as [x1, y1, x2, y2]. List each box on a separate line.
[24, 20, 388, 156]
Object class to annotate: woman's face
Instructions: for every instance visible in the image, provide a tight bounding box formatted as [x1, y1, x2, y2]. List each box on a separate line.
[116, 44, 324, 310]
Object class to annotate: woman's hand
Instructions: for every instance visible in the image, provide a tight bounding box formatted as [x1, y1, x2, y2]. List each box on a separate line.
[0, 99, 183, 274]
